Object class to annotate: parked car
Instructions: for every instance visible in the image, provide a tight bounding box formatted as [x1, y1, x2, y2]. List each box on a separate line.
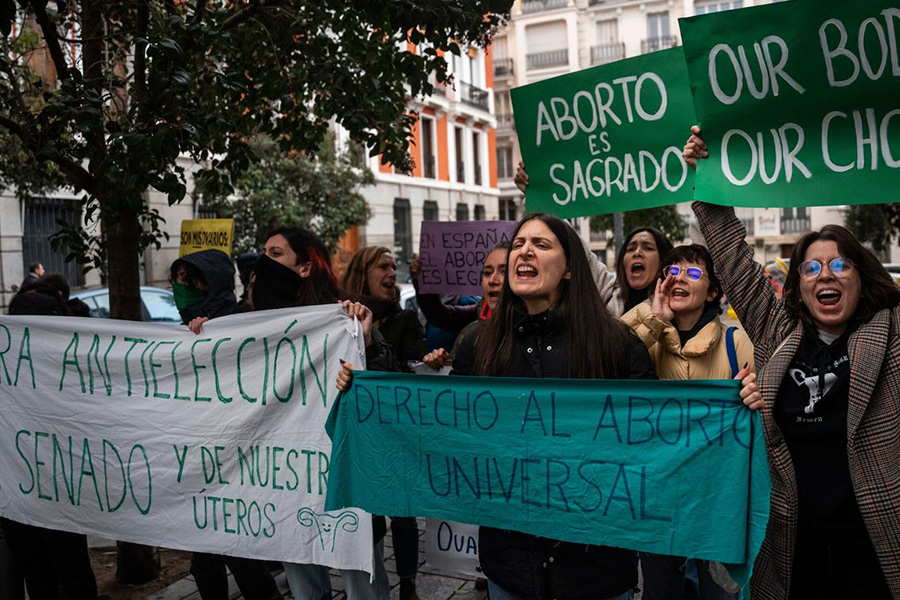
[882, 263, 900, 286]
[71, 286, 182, 324]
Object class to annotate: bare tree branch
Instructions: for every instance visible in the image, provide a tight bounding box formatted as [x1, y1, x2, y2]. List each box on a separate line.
[191, 0, 209, 26]
[220, 0, 281, 31]
[28, 0, 74, 82]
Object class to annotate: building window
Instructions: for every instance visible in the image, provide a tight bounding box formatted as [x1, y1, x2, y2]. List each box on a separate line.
[421, 117, 436, 179]
[23, 197, 81, 286]
[695, 0, 743, 13]
[499, 198, 518, 221]
[197, 205, 220, 219]
[696, 0, 742, 13]
[472, 130, 483, 186]
[474, 205, 486, 221]
[643, 12, 674, 53]
[592, 19, 625, 65]
[423, 200, 439, 222]
[455, 126, 466, 183]
[497, 146, 514, 180]
[393, 199, 412, 278]
[456, 203, 470, 221]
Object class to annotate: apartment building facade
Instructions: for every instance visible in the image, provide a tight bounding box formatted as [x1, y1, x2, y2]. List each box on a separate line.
[348, 44, 501, 279]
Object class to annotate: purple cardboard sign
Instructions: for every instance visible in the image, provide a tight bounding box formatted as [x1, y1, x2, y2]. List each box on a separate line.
[417, 220, 517, 296]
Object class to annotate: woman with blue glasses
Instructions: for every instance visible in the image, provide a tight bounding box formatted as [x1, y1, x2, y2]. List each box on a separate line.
[684, 126, 900, 600]
[622, 243, 759, 600]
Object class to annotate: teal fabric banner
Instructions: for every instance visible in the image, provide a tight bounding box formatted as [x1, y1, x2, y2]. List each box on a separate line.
[325, 372, 770, 592]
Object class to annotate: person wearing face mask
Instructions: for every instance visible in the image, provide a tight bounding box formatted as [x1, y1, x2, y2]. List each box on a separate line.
[247, 228, 392, 600]
[621, 244, 759, 600]
[340, 246, 426, 600]
[684, 127, 900, 599]
[514, 162, 671, 317]
[169, 250, 284, 600]
[336, 213, 657, 600]
[171, 249, 238, 324]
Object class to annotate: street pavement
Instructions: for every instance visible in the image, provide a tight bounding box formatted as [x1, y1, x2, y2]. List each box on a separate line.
[146, 519, 489, 600]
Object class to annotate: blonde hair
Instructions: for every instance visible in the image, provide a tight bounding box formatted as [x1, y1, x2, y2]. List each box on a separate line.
[341, 246, 393, 297]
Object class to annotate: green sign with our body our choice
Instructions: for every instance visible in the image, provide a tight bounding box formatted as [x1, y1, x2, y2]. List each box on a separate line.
[511, 48, 697, 218]
[680, 0, 900, 206]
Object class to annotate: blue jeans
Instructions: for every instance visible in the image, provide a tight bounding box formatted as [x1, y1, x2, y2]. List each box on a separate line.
[283, 540, 389, 600]
[487, 580, 634, 600]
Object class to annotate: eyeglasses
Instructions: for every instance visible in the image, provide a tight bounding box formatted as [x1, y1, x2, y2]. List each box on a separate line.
[663, 265, 704, 281]
[798, 257, 855, 280]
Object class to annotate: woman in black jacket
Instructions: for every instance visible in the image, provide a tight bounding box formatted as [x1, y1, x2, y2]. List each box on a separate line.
[452, 213, 656, 600]
[341, 246, 426, 600]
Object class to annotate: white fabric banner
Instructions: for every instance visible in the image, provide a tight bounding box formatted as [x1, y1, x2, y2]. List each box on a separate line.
[424, 520, 481, 579]
[0, 304, 374, 573]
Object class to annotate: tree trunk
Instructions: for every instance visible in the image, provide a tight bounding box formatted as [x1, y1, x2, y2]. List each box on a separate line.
[106, 207, 160, 582]
[105, 208, 144, 321]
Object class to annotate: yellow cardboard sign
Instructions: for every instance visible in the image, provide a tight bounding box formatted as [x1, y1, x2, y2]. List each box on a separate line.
[179, 219, 235, 257]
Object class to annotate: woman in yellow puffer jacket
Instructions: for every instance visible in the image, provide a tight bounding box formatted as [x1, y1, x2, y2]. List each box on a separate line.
[621, 243, 756, 600]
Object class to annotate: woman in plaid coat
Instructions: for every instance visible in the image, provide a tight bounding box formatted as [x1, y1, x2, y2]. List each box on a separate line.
[685, 127, 900, 600]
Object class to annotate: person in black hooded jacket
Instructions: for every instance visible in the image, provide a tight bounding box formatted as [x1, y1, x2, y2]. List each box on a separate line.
[170, 249, 239, 329]
[170, 250, 284, 600]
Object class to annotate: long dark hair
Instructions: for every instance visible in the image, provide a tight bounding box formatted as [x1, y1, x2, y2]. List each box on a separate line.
[266, 226, 343, 305]
[783, 225, 900, 324]
[474, 213, 629, 379]
[662, 244, 724, 310]
[615, 227, 673, 293]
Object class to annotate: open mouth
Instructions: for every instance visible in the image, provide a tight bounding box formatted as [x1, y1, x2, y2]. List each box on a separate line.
[487, 291, 501, 299]
[816, 288, 842, 307]
[630, 262, 645, 275]
[672, 288, 689, 298]
[516, 265, 537, 279]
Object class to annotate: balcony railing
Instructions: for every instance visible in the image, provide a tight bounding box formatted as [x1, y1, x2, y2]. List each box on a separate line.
[590, 43, 626, 65]
[781, 217, 811, 234]
[474, 166, 483, 186]
[456, 161, 466, 184]
[460, 82, 490, 111]
[497, 113, 515, 130]
[588, 0, 610, 5]
[494, 58, 514, 77]
[527, 48, 569, 70]
[522, 0, 567, 13]
[641, 36, 678, 54]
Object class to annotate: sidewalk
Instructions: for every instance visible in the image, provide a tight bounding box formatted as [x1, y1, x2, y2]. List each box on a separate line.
[146, 519, 489, 600]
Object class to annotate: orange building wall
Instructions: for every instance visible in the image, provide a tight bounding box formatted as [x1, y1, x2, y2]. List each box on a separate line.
[485, 43, 494, 91]
[436, 114, 450, 181]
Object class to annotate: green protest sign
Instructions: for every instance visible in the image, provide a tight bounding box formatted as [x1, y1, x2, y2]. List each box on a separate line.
[325, 371, 770, 590]
[681, 0, 900, 206]
[511, 48, 697, 218]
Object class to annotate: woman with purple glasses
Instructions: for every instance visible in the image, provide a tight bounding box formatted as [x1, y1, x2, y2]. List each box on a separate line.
[622, 243, 759, 600]
[684, 126, 900, 599]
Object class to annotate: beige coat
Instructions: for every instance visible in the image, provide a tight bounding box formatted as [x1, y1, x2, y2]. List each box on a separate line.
[622, 301, 755, 380]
